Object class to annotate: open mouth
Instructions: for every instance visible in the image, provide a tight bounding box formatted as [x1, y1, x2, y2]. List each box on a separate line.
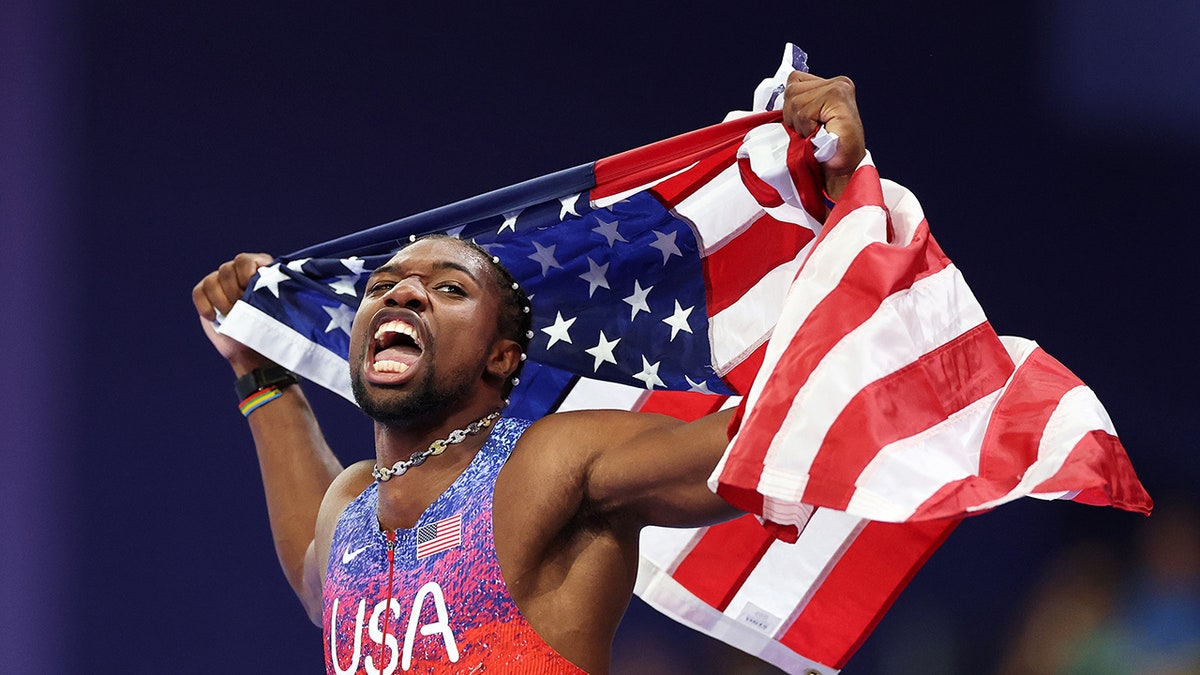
[371, 318, 424, 374]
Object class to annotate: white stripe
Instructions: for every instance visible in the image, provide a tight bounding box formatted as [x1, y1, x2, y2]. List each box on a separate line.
[554, 376, 645, 413]
[845, 389, 1002, 521]
[724, 509, 865, 632]
[737, 125, 803, 208]
[731, 203, 887, 432]
[220, 300, 355, 402]
[634, 556, 840, 675]
[969, 384, 1116, 513]
[639, 526, 706, 576]
[754, 264, 989, 512]
[673, 163, 766, 252]
[590, 163, 694, 210]
[707, 249, 808, 374]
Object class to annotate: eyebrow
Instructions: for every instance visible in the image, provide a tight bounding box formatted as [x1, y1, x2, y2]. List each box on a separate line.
[368, 259, 481, 283]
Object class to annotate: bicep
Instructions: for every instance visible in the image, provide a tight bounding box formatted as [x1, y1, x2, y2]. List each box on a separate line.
[570, 409, 743, 528]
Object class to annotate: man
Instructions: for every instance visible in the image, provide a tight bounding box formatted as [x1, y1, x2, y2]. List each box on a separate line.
[193, 71, 865, 674]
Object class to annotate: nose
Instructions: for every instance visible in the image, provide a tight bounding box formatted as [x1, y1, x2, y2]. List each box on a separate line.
[382, 276, 428, 311]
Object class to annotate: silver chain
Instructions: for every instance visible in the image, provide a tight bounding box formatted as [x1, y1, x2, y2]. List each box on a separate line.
[371, 410, 502, 482]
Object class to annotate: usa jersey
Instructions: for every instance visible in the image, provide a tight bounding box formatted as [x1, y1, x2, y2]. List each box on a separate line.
[323, 417, 587, 674]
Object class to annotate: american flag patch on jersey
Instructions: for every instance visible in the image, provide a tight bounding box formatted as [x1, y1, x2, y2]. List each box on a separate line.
[415, 514, 462, 559]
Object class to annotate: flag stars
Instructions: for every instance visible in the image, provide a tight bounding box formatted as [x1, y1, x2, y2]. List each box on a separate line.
[499, 209, 522, 234]
[649, 229, 683, 265]
[328, 275, 360, 297]
[623, 280, 653, 321]
[340, 256, 367, 276]
[253, 263, 289, 298]
[632, 356, 665, 390]
[592, 216, 627, 247]
[579, 257, 611, 297]
[559, 193, 582, 220]
[322, 304, 356, 335]
[541, 311, 576, 349]
[285, 258, 311, 274]
[584, 331, 621, 372]
[685, 375, 715, 395]
[662, 300, 695, 341]
[528, 241, 562, 276]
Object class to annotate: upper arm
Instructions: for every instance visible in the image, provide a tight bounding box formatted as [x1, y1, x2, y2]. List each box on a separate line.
[524, 408, 742, 530]
[300, 460, 374, 626]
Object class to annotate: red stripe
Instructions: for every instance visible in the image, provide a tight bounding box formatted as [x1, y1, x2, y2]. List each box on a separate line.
[979, 347, 1077, 481]
[779, 517, 958, 669]
[911, 347, 1153, 519]
[593, 111, 780, 201]
[736, 156, 785, 207]
[669, 515, 776, 612]
[720, 339, 767, 396]
[1033, 430, 1152, 514]
[702, 212, 815, 316]
[717, 168, 955, 512]
[636, 389, 727, 422]
[649, 143, 740, 208]
[910, 346, 1078, 518]
[801, 322, 1013, 510]
[784, 125, 829, 223]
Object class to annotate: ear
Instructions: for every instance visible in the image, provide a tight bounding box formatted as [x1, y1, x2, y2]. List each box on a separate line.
[485, 338, 523, 382]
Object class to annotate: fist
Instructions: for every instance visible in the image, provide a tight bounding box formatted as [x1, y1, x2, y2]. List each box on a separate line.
[781, 72, 867, 201]
[192, 252, 275, 371]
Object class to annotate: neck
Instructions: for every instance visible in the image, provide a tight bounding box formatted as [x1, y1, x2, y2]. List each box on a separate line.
[372, 401, 504, 470]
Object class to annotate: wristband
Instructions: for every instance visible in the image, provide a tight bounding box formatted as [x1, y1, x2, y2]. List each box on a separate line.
[234, 365, 298, 416]
[234, 365, 299, 401]
[239, 387, 283, 417]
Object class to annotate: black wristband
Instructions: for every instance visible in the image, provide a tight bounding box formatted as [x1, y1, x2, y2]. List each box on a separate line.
[235, 365, 300, 401]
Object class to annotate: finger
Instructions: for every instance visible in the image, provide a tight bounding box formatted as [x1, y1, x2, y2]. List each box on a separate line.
[782, 76, 836, 136]
[234, 252, 273, 288]
[192, 276, 218, 322]
[216, 260, 247, 314]
[215, 253, 270, 310]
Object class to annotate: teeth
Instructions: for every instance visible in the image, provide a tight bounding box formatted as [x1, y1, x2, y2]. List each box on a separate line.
[373, 320, 421, 348]
[374, 361, 410, 374]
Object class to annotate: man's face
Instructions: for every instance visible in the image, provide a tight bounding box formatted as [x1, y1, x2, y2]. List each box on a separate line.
[348, 238, 504, 426]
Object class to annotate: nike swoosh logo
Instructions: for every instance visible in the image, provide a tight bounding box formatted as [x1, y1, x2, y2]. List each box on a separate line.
[342, 545, 368, 564]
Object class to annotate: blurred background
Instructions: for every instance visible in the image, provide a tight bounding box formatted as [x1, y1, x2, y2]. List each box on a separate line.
[3, 1, 1197, 672]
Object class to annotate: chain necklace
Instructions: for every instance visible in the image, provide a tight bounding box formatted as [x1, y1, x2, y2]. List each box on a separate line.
[370, 410, 502, 482]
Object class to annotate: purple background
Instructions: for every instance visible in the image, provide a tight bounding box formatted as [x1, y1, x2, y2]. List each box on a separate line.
[3, 2, 1197, 672]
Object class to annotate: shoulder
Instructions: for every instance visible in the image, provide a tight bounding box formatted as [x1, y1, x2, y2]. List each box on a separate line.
[314, 461, 375, 573]
[519, 409, 680, 450]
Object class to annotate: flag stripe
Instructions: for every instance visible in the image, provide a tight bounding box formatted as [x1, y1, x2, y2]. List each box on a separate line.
[725, 508, 860, 624]
[593, 111, 778, 202]
[801, 322, 1013, 510]
[701, 212, 815, 316]
[720, 218, 956, 505]
[778, 517, 959, 669]
[669, 515, 777, 612]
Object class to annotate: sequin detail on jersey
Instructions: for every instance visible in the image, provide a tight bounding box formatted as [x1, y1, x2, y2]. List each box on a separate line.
[322, 418, 586, 674]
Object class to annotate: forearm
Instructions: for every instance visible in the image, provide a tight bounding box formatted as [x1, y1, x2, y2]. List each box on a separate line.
[242, 382, 343, 604]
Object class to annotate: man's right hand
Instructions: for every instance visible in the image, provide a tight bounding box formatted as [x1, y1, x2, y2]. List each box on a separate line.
[192, 252, 274, 373]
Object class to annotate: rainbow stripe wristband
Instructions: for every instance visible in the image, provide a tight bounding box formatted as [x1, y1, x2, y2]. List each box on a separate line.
[239, 387, 283, 417]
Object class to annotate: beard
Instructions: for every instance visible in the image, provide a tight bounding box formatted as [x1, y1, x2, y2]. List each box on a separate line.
[350, 354, 474, 428]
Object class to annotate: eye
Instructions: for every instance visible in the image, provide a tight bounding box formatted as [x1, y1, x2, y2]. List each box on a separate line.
[435, 282, 466, 295]
[366, 280, 395, 295]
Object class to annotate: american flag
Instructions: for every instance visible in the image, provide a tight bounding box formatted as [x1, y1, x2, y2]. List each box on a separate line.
[218, 45, 1150, 674]
[416, 513, 462, 560]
